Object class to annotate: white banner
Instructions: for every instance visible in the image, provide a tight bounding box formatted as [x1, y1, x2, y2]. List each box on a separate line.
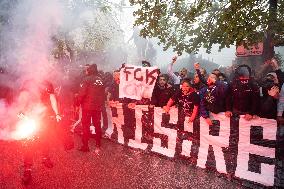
[235, 116, 277, 186]
[197, 112, 230, 174]
[119, 65, 159, 100]
[152, 107, 177, 157]
[107, 105, 281, 187]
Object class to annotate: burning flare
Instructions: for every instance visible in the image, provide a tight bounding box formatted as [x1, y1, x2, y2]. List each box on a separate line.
[12, 113, 38, 140]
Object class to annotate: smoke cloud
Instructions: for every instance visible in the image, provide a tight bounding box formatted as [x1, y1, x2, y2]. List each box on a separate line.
[0, 0, 64, 140]
[0, 0, 148, 140]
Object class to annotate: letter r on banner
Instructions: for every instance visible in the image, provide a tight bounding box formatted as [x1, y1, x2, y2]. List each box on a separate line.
[197, 113, 230, 174]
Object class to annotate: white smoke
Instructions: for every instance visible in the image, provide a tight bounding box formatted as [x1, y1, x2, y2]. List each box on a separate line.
[12, 0, 63, 79]
[0, 0, 64, 140]
[0, 0, 141, 140]
[62, 1, 129, 70]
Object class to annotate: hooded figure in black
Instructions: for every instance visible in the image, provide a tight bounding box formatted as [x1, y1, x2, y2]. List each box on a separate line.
[259, 73, 279, 119]
[151, 74, 174, 107]
[76, 64, 105, 153]
[225, 65, 260, 120]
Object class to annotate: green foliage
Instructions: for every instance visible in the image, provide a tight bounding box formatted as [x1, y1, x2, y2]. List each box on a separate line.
[129, 0, 284, 55]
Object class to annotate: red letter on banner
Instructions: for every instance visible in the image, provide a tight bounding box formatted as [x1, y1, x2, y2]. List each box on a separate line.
[134, 68, 143, 81]
[123, 66, 134, 81]
[146, 68, 159, 85]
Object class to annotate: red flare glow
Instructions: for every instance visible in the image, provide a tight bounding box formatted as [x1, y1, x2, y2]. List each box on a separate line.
[13, 117, 38, 140]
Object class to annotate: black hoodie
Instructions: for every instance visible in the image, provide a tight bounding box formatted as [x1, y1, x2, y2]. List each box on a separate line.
[226, 65, 260, 115]
[151, 84, 174, 107]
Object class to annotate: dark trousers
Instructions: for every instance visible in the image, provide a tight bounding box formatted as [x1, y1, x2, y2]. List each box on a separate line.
[101, 104, 108, 134]
[81, 109, 102, 148]
[23, 116, 56, 168]
[58, 109, 74, 149]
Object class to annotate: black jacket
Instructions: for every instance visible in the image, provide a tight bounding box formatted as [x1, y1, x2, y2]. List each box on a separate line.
[226, 79, 260, 115]
[258, 81, 278, 119]
[77, 75, 105, 111]
[200, 81, 228, 118]
[151, 84, 174, 107]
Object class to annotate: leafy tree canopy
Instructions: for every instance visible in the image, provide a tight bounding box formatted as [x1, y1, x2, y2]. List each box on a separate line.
[129, 0, 284, 55]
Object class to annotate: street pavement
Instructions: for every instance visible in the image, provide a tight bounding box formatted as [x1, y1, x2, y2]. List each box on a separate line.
[0, 135, 246, 189]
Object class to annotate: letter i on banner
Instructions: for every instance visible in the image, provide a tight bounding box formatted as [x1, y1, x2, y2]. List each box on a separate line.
[128, 105, 148, 150]
[235, 117, 276, 187]
[110, 103, 125, 144]
[197, 112, 230, 174]
[105, 105, 114, 137]
[181, 117, 194, 157]
[151, 107, 178, 157]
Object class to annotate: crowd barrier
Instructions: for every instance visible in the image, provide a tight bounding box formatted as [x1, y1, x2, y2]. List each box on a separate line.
[104, 104, 284, 188]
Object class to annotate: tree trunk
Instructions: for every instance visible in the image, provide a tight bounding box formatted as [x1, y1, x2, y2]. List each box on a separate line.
[263, 0, 277, 61]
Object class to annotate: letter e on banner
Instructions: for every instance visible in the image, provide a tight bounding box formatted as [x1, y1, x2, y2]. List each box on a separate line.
[235, 117, 276, 186]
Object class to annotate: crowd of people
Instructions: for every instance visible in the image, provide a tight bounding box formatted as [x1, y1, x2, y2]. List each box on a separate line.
[0, 55, 282, 185]
[107, 56, 282, 121]
[106, 56, 282, 140]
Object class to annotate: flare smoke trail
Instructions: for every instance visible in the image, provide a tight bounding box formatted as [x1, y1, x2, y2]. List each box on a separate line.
[0, 0, 64, 140]
[0, 0, 139, 140]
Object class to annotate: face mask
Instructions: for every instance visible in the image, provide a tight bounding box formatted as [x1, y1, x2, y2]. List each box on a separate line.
[239, 79, 249, 84]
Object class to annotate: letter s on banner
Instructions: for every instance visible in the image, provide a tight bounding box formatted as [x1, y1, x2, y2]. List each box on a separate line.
[181, 117, 194, 157]
[235, 117, 276, 186]
[151, 107, 178, 157]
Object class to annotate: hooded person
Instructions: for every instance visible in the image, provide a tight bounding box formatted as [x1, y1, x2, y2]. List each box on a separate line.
[258, 72, 280, 119]
[225, 65, 260, 121]
[142, 60, 151, 67]
[75, 64, 105, 154]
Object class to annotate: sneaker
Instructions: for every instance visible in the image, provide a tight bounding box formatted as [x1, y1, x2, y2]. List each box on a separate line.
[22, 169, 32, 185]
[78, 146, 90, 152]
[42, 157, 54, 168]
